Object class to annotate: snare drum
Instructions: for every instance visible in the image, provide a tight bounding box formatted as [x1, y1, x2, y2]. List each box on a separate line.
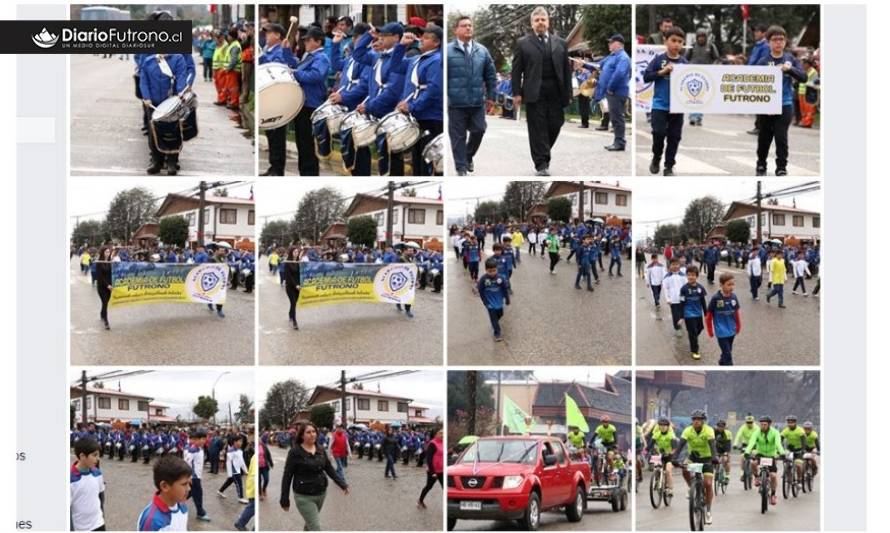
[257, 62, 304, 130]
[341, 111, 378, 148]
[422, 133, 445, 174]
[311, 101, 349, 135]
[376, 111, 421, 153]
[599, 97, 609, 114]
[151, 96, 189, 123]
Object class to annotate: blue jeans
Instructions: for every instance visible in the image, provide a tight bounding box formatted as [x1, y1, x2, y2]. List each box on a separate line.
[335, 456, 347, 481]
[768, 283, 784, 305]
[487, 307, 504, 336]
[749, 275, 762, 298]
[609, 256, 622, 275]
[717, 336, 735, 366]
[385, 453, 397, 477]
[235, 498, 254, 529]
[448, 106, 486, 171]
[575, 265, 592, 289]
[651, 284, 662, 305]
[606, 94, 626, 147]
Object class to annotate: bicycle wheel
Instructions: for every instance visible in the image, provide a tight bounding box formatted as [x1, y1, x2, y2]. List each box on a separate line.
[688, 482, 700, 531]
[650, 468, 663, 508]
[695, 483, 705, 530]
[792, 465, 799, 497]
[719, 469, 727, 495]
[782, 463, 790, 499]
[760, 472, 769, 514]
[806, 464, 814, 492]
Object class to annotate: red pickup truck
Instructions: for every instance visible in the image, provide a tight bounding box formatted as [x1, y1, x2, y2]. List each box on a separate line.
[447, 436, 592, 531]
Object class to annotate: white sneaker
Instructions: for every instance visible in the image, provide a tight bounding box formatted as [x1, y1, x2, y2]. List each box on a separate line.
[550, 271, 557, 275]
[705, 511, 712, 525]
[238, 498, 249, 504]
[217, 490, 227, 498]
[803, 292, 809, 297]
[792, 290, 799, 295]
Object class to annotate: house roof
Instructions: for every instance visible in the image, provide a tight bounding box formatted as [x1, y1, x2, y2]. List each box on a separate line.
[344, 193, 442, 218]
[723, 201, 819, 221]
[544, 181, 630, 199]
[156, 193, 254, 218]
[70, 386, 153, 401]
[533, 376, 630, 418]
[307, 385, 412, 406]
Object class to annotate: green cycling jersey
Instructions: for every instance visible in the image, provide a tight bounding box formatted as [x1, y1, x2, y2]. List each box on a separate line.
[733, 423, 757, 448]
[745, 427, 786, 457]
[595, 424, 617, 444]
[780, 426, 806, 450]
[681, 424, 715, 458]
[650, 427, 676, 454]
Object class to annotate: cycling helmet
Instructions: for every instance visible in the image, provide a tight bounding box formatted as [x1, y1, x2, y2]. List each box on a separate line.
[745, 415, 755, 423]
[785, 415, 797, 422]
[759, 415, 772, 423]
[691, 409, 707, 420]
[716, 420, 726, 427]
[658, 418, 670, 426]
[803, 421, 813, 429]
[601, 415, 611, 423]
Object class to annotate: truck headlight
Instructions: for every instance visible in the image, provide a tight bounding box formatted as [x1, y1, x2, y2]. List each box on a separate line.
[502, 475, 524, 489]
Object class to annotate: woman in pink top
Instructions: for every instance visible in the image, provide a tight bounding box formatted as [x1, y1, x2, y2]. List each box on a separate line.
[417, 429, 444, 509]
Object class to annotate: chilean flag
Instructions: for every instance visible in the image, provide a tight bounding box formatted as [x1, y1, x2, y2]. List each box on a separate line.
[741, 5, 750, 21]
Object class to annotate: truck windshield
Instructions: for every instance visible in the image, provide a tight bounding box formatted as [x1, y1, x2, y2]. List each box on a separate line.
[459, 440, 538, 465]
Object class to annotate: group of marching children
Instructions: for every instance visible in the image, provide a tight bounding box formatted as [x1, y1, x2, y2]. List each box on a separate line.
[70, 424, 255, 531]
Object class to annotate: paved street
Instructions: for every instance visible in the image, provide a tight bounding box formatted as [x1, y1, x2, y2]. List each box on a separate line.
[261, 445, 443, 531]
[447, 114, 632, 176]
[636, 453, 820, 530]
[70, 259, 254, 365]
[70, 54, 255, 176]
[635, 258, 820, 366]
[82, 453, 247, 531]
[634, 114, 820, 176]
[453, 501, 630, 531]
[447, 238, 631, 365]
[257, 256, 443, 365]
[258, 135, 383, 176]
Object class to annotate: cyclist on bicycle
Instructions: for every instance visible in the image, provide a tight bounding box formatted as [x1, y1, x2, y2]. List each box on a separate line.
[674, 410, 719, 525]
[802, 421, 819, 475]
[567, 425, 587, 458]
[714, 420, 733, 479]
[733, 415, 757, 482]
[592, 416, 619, 481]
[744, 415, 786, 506]
[780, 415, 806, 485]
[645, 418, 678, 496]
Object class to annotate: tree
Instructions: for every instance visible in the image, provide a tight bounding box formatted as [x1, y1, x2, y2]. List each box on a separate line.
[105, 187, 157, 243]
[293, 188, 345, 244]
[682, 196, 725, 243]
[725, 219, 751, 244]
[503, 181, 546, 222]
[310, 404, 335, 429]
[474, 200, 506, 224]
[581, 4, 632, 56]
[653, 223, 685, 247]
[447, 371, 495, 416]
[259, 379, 310, 429]
[466, 371, 478, 436]
[347, 216, 378, 248]
[260, 220, 294, 248]
[402, 187, 417, 197]
[158, 216, 190, 247]
[212, 188, 229, 197]
[193, 395, 219, 421]
[235, 394, 253, 424]
[547, 197, 573, 223]
[71, 220, 108, 247]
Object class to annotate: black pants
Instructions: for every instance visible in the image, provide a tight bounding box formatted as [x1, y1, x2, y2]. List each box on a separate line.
[432, 272, 443, 292]
[525, 83, 565, 171]
[448, 106, 486, 171]
[202, 58, 212, 81]
[419, 471, 443, 503]
[265, 123, 289, 175]
[706, 262, 716, 284]
[578, 95, 590, 127]
[295, 106, 319, 176]
[685, 316, 704, 353]
[412, 120, 443, 176]
[793, 277, 807, 293]
[286, 284, 300, 321]
[650, 109, 683, 168]
[548, 252, 560, 272]
[669, 303, 683, 330]
[209, 454, 220, 474]
[717, 336, 735, 366]
[190, 477, 207, 517]
[98, 285, 111, 321]
[756, 105, 793, 170]
[219, 474, 243, 498]
[528, 241, 536, 254]
[468, 261, 479, 280]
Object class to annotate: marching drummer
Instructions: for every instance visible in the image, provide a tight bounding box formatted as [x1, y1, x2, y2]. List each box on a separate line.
[330, 23, 373, 175]
[352, 22, 408, 176]
[291, 27, 330, 176]
[140, 53, 189, 175]
[393, 25, 443, 176]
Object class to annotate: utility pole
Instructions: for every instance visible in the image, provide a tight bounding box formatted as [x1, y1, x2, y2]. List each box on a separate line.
[81, 370, 88, 425]
[755, 180, 763, 244]
[197, 181, 208, 247]
[386, 181, 395, 247]
[340, 370, 348, 427]
[578, 182, 585, 224]
[495, 371, 502, 435]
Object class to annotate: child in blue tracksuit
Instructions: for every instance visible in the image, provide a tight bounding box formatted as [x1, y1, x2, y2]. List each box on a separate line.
[465, 237, 482, 282]
[755, 25, 807, 176]
[643, 26, 688, 176]
[477, 258, 510, 342]
[608, 239, 623, 276]
[574, 235, 596, 291]
[492, 243, 515, 296]
[679, 265, 708, 360]
[707, 273, 742, 365]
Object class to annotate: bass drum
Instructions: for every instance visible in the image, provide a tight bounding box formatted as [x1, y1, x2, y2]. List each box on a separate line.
[341, 110, 378, 148]
[422, 133, 445, 174]
[257, 62, 304, 130]
[376, 111, 420, 153]
[310, 101, 349, 135]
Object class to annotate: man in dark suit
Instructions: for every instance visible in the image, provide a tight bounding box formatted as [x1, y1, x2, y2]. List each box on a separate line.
[511, 6, 573, 176]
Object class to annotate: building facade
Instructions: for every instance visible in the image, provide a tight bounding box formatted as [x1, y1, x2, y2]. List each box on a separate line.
[70, 387, 152, 424]
[542, 181, 632, 223]
[307, 386, 412, 426]
[343, 194, 444, 248]
[155, 193, 256, 248]
[721, 201, 821, 244]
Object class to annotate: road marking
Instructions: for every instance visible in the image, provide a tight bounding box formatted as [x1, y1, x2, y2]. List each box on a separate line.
[670, 153, 732, 175]
[636, 130, 820, 156]
[724, 155, 819, 176]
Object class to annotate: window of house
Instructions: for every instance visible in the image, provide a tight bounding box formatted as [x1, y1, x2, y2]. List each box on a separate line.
[392, 209, 398, 225]
[204, 208, 210, 225]
[408, 209, 425, 224]
[378, 400, 389, 411]
[155, 408, 163, 415]
[616, 194, 627, 206]
[812, 216, 820, 228]
[187, 213, 195, 227]
[374, 212, 384, 226]
[772, 214, 786, 226]
[98, 397, 111, 409]
[138, 401, 149, 412]
[595, 192, 608, 205]
[793, 215, 804, 227]
[357, 399, 370, 410]
[219, 208, 237, 224]
[397, 403, 408, 413]
[436, 210, 443, 225]
[248, 210, 255, 225]
[85, 397, 92, 409]
[118, 399, 130, 410]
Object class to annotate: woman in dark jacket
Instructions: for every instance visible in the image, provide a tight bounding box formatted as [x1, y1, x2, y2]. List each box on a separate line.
[283, 246, 302, 330]
[95, 246, 114, 330]
[280, 422, 349, 531]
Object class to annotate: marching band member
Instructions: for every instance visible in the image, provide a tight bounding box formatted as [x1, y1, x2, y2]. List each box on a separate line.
[291, 27, 331, 176]
[330, 23, 373, 175]
[140, 52, 188, 175]
[595, 34, 630, 151]
[394, 25, 443, 176]
[352, 23, 408, 176]
[259, 23, 297, 176]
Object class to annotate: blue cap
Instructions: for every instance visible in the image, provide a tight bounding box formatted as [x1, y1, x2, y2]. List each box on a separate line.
[378, 22, 404, 37]
[608, 33, 625, 44]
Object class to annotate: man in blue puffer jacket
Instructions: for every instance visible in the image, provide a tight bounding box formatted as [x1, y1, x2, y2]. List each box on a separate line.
[447, 15, 497, 176]
[595, 34, 631, 151]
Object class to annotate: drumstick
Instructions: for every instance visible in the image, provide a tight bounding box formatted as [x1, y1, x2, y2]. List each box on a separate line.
[285, 15, 299, 51]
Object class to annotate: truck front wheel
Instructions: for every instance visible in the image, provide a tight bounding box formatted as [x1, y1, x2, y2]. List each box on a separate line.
[447, 518, 456, 531]
[519, 492, 541, 531]
[565, 485, 585, 522]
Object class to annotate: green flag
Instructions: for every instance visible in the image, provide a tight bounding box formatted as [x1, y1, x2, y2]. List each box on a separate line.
[565, 393, 589, 432]
[503, 395, 530, 434]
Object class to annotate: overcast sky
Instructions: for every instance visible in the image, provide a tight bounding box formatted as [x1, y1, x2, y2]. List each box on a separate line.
[257, 368, 444, 417]
[256, 179, 443, 224]
[473, 367, 626, 387]
[70, 368, 253, 420]
[628, 178, 823, 241]
[68, 178, 255, 223]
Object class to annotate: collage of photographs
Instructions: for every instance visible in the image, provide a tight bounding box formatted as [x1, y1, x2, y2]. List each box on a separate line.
[65, 2, 822, 532]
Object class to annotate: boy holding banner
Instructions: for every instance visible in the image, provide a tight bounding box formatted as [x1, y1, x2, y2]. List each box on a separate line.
[643, 26, 688, 176]
[754, 26, 807, 176]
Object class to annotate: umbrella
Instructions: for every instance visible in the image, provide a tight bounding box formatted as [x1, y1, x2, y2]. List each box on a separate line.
[348, 423, 369, 432]
[128, 419, 143, 426]
[216, 241, 233, 249]
[590, 218, 605, 224]
[395, 241, 421, 249]
[458, 435, 479, 445]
